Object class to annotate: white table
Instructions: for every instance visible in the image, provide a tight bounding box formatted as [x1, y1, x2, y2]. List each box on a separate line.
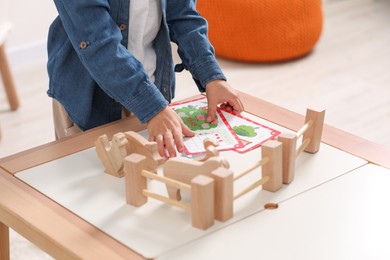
[1, 93, 389, 259]
[158, 164, 390, 260]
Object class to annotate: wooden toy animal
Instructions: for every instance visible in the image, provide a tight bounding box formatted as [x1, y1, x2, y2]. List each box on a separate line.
[163, 156, 229, 200]
[95, 131, 164, 177]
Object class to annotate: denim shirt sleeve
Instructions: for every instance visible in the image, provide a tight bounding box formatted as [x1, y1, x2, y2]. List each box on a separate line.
[166, 0, 226, 93]
[52, 0, 168, 124]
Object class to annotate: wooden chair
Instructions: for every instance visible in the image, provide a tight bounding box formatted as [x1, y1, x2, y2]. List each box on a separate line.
[0, 0, 20, 140]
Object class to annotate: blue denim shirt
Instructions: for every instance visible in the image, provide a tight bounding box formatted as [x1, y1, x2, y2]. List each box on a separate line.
[47, 0, 226, 130]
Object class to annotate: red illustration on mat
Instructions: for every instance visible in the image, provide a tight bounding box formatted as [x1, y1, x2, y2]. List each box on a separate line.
[170, 97, 281, 154]
[219, 109, 281, 153]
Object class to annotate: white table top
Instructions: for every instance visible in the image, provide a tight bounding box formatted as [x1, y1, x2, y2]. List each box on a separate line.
[15, 113, 367, 259]
[158, 163, 390, 260]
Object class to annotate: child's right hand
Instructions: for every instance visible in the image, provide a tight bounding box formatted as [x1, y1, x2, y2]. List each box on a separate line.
[147, 106, 195, 160]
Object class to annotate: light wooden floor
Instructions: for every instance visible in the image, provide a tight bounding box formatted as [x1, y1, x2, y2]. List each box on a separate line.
[0, 0, 389, 258]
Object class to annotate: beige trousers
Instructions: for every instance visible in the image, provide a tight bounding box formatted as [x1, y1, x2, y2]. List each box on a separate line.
[52, 99, 133, 140]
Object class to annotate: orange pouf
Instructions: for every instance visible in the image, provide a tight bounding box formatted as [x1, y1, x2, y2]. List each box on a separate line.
[197, 0, 323, 62]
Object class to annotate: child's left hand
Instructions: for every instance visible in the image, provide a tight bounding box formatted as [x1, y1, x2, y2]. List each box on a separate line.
[205, 80, 244, 122]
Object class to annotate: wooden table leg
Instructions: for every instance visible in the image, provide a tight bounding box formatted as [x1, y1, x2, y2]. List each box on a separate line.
[0, 43, 19, 110]
[0, 222, 10, 260]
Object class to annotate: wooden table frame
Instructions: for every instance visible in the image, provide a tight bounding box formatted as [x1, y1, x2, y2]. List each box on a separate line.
[1, 93, 389, 259]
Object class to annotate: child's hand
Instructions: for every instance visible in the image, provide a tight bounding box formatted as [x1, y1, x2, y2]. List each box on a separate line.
[147, 106, 195, 159]
[205, 80, 244, 122]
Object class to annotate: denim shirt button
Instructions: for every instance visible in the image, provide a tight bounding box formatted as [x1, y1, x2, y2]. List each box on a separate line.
[79, 41, 88, 49]
[119, 24, 127, 31]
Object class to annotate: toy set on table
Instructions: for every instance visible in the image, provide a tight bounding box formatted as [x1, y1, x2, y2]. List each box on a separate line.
[95, 106, 325, 230]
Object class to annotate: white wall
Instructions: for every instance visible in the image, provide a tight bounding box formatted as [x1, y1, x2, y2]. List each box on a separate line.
[4, 0, 58, 69]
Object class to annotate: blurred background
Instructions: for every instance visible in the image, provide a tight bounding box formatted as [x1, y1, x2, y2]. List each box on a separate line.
[0, 0, 389, 259]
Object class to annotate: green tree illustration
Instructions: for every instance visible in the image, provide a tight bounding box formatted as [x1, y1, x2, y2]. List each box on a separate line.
[233, 125, 257, 137]
[175, 105, 218, 131]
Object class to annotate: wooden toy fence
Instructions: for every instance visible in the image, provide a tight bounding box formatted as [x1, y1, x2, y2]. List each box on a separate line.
[278, 108, 325, 183]
[209, 139, 283, 222]
[123, 139, 283, 228]
[95, 107, 325, 230]
[124, 153, 216, 230]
